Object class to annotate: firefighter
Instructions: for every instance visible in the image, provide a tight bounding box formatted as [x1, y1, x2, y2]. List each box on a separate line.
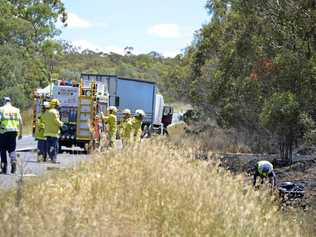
[0, 97, 23, 174]
[103, 106, 117, 148]
[35, 101, 49, 162]
[120, 109, 133, 146]
[132, 109, 145, 143]
[42, 99, 63, 163]
[253, 160, 276, 187]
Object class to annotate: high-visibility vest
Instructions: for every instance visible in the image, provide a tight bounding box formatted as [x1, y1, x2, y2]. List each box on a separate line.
[0, 103, 21, 134]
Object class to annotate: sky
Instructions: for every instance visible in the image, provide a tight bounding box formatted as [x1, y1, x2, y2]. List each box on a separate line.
[59, 0, 210, 57]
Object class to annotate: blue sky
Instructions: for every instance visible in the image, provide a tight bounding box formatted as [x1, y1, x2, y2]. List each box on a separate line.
[59, 0, 210, 57]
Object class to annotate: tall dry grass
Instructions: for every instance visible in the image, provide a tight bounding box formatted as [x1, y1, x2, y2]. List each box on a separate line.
[0, 139, 310, 236]
[22, 109, 33, 135]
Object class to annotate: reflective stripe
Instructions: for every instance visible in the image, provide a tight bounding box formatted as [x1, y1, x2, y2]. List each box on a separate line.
[0, 104, 21, 133]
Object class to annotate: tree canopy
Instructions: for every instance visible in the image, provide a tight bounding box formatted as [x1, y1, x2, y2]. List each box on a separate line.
[0, 0, 66, 108]
[186, 0, 316, 160]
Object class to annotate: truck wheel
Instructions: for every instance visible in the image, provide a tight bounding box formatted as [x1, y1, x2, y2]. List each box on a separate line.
[84, 142, 94, 154]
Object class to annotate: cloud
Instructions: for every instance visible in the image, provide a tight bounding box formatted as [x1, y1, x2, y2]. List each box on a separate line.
[162, 50, 181, 58]
[66, 12, 93, 29]
[72, 40, 98, 50]
[147, 24, 181, 38]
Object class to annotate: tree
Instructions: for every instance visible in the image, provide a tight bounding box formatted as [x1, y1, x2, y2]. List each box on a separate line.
[187, 0, 316, 152]
[42, 40, 63, 83]
[0, 0, 66, 109]
[260, 92, 300, 163]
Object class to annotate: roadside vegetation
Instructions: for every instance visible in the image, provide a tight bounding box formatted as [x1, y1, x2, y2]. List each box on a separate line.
[0, 139, 312, 236]
[184, 1, 316, 162]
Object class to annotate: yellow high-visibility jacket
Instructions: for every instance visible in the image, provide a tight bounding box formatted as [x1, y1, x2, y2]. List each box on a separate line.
[35, 115, 46, 140]
[42, 108, 63, 138]
[120, 117, 133, 143]
[132, 117, 142, 142]
[104, 114, 117, 136]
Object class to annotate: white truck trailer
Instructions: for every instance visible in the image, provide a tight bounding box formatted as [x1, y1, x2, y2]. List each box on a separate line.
[81, 74, 172, 128]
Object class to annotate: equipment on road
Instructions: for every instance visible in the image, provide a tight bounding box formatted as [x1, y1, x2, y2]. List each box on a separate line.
[278, 182, 305, 201]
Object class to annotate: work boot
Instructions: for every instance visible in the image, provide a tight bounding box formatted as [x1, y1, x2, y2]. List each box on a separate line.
[43, 155, 47, 162]
[1, 163, 7, 174]
[11, 162, 16, 174]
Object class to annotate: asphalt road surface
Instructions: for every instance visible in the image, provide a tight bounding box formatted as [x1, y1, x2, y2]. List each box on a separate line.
[0, 136, 90, 190]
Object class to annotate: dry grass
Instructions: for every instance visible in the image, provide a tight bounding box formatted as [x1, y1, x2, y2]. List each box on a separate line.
[22, 109, 33, 135]
[0, 139, 310, 236]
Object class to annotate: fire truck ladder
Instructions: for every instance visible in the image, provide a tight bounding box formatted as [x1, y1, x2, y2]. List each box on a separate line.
[76, 81, 97, 143]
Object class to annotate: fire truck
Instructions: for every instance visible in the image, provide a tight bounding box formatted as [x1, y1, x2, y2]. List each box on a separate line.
[32, 74, 173, 152]
[32, 79, 107, 153]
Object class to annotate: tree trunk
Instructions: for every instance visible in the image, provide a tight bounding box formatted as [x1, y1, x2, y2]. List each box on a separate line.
[284, 135, 293, 165]
[279, 135, 293, 165]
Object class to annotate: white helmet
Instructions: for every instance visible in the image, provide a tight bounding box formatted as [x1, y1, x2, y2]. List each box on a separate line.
[43, 101, 50, 108]
[135, 109, 145, 117]
[123, 109, 131, 115]
[108, 106, 117, 113]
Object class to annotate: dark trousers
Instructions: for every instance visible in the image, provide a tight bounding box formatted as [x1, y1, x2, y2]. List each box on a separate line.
[0, 132, 17, 165]
[37, 140, 47, 158]
[46, 137, 58, 162]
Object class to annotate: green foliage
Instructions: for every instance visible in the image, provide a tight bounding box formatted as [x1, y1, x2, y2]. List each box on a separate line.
[0, 0, 66, 109]
[260, 92, 300, 138]
[187, 0, 316, 154]
[56, 47, 190, 103]
[304, 129, 316, 146]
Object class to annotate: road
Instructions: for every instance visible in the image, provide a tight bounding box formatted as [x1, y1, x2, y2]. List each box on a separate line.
[0, 136, 90, 190]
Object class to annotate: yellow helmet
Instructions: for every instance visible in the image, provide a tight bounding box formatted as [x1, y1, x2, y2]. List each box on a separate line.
[50, 99, 60, 108]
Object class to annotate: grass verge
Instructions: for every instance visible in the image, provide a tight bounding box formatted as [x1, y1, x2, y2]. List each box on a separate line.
[22, 109, 33, 135]
[0, 139, 311, 236]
